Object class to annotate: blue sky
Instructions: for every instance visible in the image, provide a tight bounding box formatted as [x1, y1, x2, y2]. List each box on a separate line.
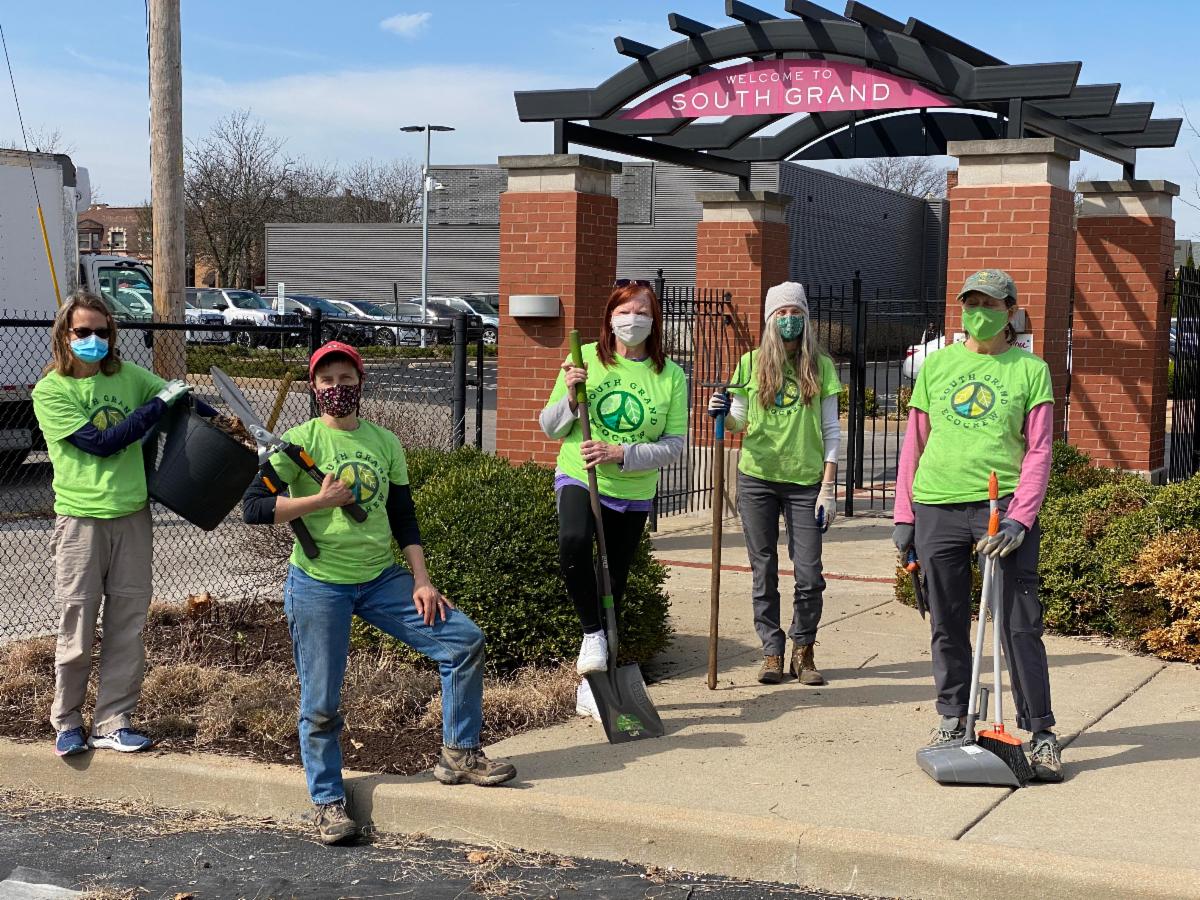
[3, 1, 1198, 233]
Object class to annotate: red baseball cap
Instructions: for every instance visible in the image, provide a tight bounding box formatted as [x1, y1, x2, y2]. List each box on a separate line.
[308, 341, 364, 380]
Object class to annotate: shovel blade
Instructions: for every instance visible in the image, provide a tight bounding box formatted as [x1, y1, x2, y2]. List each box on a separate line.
[916, 740, 1021, 788]
[586, 664, 664, 744]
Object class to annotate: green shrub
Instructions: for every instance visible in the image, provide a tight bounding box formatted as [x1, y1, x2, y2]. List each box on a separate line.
[187, 345, 305, 380]
[354, 449, 671, 671]
[837, 384, 879, 418]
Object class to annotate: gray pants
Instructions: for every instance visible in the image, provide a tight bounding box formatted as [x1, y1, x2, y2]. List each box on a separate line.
[50, 508, 153, 734]
[737, 472, 825, 655]
[914, 500, 1054, 733]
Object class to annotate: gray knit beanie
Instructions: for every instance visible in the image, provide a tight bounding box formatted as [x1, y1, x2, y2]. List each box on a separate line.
[764, 282, 809, 321]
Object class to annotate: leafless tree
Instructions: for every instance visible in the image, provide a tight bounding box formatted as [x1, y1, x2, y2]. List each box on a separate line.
[1182, 107, 1200, 218]
[1069, 166, 1096, 221]
[340, 157, 423, 223]
[840, 157, 951, 198]
[1, 125, 74, 155]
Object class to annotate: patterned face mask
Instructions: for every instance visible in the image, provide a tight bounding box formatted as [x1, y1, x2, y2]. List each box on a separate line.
[314, 383, 361, 418]
[775, 315, 805, 341]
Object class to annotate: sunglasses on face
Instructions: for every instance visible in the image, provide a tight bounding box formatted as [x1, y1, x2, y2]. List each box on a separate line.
[69, 327, 112, 340]
[614, 279, 652, 288]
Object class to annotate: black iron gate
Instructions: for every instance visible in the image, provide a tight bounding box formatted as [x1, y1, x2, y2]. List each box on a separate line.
[1169, 266, 1200, 481]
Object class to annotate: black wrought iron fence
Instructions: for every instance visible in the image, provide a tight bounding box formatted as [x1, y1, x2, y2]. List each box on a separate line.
[1169, 266, 1200, 482]
[0, 311, 484, 642]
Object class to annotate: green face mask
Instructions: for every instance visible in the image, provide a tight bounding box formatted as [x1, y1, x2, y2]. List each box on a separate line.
[962, 307, 1009, 341]
[776, 315, 805, 341]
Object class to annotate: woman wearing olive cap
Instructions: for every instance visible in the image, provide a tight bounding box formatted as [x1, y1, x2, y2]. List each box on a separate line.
[893, 268, 1062, 782]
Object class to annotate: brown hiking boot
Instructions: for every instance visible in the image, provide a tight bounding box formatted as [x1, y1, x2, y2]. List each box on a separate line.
[314, 799, 358, 845]
[790, 642, 826, 686]
[433, 747, 517, 786]
[757, 655, 784, 685]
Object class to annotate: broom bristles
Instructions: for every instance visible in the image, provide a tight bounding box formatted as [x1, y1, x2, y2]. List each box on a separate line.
[977, 727, 1035, 786]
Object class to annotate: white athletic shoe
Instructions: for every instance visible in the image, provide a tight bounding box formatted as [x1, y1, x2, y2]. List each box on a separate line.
[576, 631, 608, 675]
[575, 678, 602, 722]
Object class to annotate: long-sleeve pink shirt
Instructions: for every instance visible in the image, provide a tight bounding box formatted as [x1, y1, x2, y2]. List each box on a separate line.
[893, 401, 1053, 530]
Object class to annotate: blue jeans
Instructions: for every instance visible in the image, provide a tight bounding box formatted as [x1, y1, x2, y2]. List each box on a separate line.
[283, 564, 485, 805]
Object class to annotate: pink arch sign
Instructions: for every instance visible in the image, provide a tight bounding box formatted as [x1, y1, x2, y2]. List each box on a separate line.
[620, 59, 952, 120]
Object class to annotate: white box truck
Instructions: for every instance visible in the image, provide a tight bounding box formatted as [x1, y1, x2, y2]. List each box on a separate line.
[0, 148, 154, 474]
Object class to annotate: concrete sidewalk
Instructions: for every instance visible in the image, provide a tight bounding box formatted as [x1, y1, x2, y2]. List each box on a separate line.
[2, 513, 1198, 899]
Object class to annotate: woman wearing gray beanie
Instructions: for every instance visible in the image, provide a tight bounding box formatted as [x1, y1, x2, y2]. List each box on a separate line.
[708, 282, 842, 685]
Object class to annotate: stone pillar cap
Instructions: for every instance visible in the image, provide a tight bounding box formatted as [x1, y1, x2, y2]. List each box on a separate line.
[498, 154, 622, 175]
[696, 190, 791, 207]
[1076, 180, 1180, 197]
[948, 138, 1080, 161]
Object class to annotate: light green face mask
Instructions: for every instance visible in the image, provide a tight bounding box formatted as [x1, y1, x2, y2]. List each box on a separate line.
[962, 307, 1009, 341]
[776, 315, 805, 341]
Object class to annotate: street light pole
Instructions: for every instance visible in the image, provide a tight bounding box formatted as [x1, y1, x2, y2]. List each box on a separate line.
[402, 123, 454, 349]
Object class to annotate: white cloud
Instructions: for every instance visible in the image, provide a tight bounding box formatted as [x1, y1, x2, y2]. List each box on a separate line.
[380, 12, 432, 38]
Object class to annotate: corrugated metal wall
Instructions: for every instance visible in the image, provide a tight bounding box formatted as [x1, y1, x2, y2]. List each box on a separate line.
[266, 161, 947, 302]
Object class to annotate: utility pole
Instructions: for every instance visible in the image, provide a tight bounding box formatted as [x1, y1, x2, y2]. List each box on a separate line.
[148, 0, 186, 379]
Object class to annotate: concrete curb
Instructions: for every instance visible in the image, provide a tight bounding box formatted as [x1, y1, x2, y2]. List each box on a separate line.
[2, 738, 1197, 900]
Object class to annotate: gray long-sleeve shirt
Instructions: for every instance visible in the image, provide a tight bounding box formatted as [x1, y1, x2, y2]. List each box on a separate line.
[539, 396, 685, 472]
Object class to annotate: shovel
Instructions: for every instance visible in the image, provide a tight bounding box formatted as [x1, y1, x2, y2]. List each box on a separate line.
[569, 331, 664, 744]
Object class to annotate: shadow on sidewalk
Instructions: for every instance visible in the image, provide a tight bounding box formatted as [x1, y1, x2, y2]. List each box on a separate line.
[1062, 719, 1200, 776]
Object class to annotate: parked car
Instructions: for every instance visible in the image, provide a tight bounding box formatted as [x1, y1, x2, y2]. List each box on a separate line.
[330, 298, 422, 346]
[407, 298, 484, 345]
[188, 287, 302, 347]
[901, 331, 945, 382]
[280, 294, 374, 346]
[441, 294, 499, 346]
[184, 302, 229, 344]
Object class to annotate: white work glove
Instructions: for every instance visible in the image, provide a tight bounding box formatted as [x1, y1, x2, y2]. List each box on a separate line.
[976, 518, 1027, 558]
[707, 390, 732, 419]
[155, 380, 192, 407]
[815, 481, 837, 532]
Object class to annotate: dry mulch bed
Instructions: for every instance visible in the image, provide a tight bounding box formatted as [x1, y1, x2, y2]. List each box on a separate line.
[0, 596, 576, 775]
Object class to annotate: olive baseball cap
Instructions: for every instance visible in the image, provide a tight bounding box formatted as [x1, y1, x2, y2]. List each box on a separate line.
[956, 269, 1017, 303]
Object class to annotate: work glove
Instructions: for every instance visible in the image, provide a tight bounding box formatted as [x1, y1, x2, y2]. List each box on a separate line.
[976, 518, 1027, 558]
[892, 522, 915, 556]
[815, 481, 837, 532]
[707, 390, 732, 419]
[155, 379, 192, 407]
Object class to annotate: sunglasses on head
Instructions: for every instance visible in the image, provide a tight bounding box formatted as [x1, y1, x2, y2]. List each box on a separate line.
[69, 327, 112, 340]
[614, 279, 652, 289]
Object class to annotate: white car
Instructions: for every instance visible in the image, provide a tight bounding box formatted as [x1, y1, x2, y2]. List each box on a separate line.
[902, 332, 945, 382]
[188, 287, 302, 347]
[184, 302, 229, 344]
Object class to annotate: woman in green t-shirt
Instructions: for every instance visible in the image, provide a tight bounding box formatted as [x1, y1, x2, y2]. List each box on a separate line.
[707, 282, 843, 687]
[31, 291, 191, 759]
[539, 281, 687, 721]
[892, 269, 1061, 783]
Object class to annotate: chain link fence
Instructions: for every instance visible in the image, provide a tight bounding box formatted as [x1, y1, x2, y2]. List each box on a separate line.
[0, 312, 485, 642]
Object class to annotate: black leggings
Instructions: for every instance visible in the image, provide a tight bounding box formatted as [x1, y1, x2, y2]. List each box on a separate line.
[557, 485, 649, 633]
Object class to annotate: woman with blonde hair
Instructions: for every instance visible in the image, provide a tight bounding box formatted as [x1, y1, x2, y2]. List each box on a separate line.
[708, 282, 842, 685]
[32, 290, 192, 757]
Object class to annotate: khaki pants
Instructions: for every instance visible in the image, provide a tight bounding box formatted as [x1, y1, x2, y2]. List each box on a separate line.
[50, 507, 153, 734]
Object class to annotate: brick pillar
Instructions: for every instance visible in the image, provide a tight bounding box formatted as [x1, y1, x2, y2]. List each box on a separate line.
[693, 191, 791, 441]
[495, 154, 621, 465]
[946, 139, 1078, 436]
[1071, 180, 1178, 479]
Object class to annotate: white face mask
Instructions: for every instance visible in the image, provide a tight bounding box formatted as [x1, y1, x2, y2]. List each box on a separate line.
[611, 313, 653, 347]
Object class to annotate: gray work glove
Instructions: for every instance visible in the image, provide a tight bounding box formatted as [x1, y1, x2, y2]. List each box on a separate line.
[976, 518, 1027, 558]
[892, 522, 915, 555]
[155, 379, 192, 407]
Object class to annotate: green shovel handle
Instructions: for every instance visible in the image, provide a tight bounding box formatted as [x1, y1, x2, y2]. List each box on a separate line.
[569, 330, 586, 405]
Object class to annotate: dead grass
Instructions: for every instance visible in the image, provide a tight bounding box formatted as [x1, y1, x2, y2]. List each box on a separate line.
[0, 598, 576, 775]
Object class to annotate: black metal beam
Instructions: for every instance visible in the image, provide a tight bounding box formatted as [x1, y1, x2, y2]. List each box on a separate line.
[589, 118, 694, 137]
[1110, 119, 1183, 149]
[560, 121, 751, 184]
[668, 13, 715, 38]
[790, 109, 1004, 159]
[1028, 84, 1119, 119]
[727, 112, 855, 160]
[657, 114, 784, 149]
[844, 1, 906, 33]
[614, 36, 658, 59]
[1022, 106, 1136, 167]
[785, 0, 853, 22]
[970, 61, 1080, 101]
[903, 17, 1003, 66]
[1069, 102, 1153, 135]
[726, 1, 778, 25]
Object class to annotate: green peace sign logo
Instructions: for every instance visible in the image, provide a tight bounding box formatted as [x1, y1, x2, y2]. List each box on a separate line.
[90, 406, 126, 431]
[774, 379, 800, 409]
[951, 382, 996, 420]
[337, 461, 381, 505]
[597, 390, 645, 433]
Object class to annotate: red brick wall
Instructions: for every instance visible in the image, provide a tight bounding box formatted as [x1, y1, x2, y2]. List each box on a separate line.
[945, 183, 1075, 435]
[496, 190, 618, 465]
[1071, 215, 1174, 473]
[693, 217, 790, 444]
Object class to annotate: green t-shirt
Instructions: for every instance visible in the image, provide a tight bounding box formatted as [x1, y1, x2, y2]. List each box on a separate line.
[32, 363, 166, 518]
[546, 343, 688, 500]
[909, 342, 1054, 505]
[270, 418, 410, 585]
[728, 350, 842, 485]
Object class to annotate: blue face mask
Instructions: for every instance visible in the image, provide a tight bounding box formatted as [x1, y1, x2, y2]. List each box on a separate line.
[775, 315, 805, 341]
[70, 334, 109, 363]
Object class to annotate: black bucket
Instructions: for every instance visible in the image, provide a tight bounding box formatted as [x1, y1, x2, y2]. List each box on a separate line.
[145, 400, 259, 531]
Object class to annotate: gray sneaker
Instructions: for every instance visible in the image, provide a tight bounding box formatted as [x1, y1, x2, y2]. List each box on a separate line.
[1030, 734, 1064, 783]
[925, 720, 967, 749]
[314, 800, 358, 845]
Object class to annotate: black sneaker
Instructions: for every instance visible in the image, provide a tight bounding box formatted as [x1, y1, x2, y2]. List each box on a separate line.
[925, 720, 967, 749]
[314, 800, 358, 845]
[1030, 734, 1064, 783]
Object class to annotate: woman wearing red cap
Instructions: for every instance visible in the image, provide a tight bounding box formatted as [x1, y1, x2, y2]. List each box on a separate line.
[242, 341, 516, 847]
